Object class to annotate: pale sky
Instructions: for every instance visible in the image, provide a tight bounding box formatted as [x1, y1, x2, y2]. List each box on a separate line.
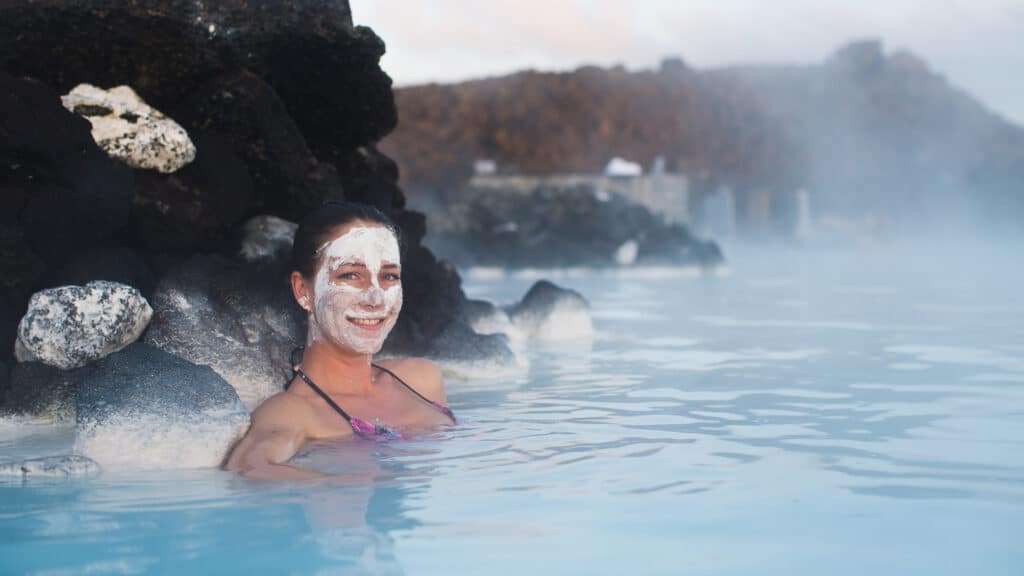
[350, 0, 1024, 125]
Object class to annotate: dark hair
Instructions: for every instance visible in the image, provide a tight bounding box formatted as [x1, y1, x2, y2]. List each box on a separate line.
[290, 201, 399, 278]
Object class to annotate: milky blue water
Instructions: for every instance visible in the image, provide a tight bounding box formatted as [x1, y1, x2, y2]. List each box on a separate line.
[1, 241, 1022, 575]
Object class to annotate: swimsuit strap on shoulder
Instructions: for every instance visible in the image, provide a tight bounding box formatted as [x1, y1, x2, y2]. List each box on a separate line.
[372, 363, 457, 424]
[293, 367, 399, 440]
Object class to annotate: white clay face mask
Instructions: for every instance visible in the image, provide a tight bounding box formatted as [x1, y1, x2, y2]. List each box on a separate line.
[308, 225, 403, 354]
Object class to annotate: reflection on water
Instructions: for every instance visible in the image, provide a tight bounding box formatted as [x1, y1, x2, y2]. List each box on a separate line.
[1, 242, 1023, 575]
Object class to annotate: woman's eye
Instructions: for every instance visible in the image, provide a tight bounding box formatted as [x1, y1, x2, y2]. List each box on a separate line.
[336, 272, 359, 280]
[383, 273, 401, 282]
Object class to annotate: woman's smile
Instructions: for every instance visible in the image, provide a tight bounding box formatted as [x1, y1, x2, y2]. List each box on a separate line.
[348, 316, 387, 327]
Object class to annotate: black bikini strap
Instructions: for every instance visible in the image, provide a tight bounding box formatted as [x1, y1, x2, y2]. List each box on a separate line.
[294, 368, 354, 425]
[372, 363, 456, 423]
[372, 363, 434, 405]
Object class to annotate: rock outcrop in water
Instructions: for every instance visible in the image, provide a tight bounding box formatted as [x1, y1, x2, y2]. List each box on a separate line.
[508, 281, 593, 342]
[143, 255, 305, 411]
[74, 343, 250, 469]
[5, 362, 80, 423]
[429, 185, 723, 268]
[0, 0, 486, 375]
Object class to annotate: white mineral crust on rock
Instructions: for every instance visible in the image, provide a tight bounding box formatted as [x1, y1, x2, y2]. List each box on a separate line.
[15, 281, 153, 369]
[239, 215, 299, 261]
[61, 83, 196, 173]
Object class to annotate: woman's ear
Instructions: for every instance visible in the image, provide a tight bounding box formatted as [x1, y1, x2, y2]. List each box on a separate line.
[291, 271, 312, 313]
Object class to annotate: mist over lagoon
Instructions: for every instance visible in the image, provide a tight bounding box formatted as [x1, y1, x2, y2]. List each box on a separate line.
[2, 1, 1023, 574]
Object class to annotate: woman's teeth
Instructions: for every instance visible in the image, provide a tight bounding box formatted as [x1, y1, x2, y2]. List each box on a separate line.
[350, 317, 384, 326]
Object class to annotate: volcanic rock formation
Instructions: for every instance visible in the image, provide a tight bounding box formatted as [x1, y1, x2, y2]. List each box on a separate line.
[0, 0, 480, 371]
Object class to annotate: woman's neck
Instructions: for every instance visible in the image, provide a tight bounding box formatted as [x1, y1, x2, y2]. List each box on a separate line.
[299, 342, 376, 397]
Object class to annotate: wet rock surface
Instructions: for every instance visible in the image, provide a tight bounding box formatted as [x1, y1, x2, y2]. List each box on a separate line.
[508, 281, 593, 341]
[239, 215, 300, 263]
[74, 343, 250, 469]
[4, 362, 79, 423]
[16, 281, 153, 370]
[0, 454, 101, 477]
[0, 361, 8, 408]
[144, 255, 304, 410]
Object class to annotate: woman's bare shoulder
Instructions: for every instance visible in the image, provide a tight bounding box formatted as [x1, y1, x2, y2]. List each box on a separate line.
[250, 390, 315, 429]
[377, 357, 446, 403]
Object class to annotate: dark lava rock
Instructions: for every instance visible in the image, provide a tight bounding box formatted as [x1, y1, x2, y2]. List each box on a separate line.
[423, 321, 517, 367]
[385, 244, 468, 358]
[5, 362, 79, 422]
[0, 0, 395, 159]
[0, 360, 8, 409]
[508, 280, 593, 341]
[0, 72, 136, 362]
[430, 185, 724, 268]
[0, 71, 135, 260]
[0, 1, 479, 378]
[43, 247, 156, 300]
[144, 255, 305, 410]
[181, 70, 342, 221]
[74, 343, 249, 469]
[131, 131, 254, 253]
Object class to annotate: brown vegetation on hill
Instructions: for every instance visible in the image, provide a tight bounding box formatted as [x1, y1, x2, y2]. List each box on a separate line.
[384, 40, 1024, 229]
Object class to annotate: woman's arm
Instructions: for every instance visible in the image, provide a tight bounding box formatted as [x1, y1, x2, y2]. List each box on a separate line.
[224, 394, 327, 480]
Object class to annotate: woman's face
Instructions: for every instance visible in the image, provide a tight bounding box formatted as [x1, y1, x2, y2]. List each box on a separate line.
[306, 221, 402, 355]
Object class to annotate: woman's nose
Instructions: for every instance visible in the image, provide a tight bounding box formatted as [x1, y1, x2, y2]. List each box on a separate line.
[363, 286, 385, 307]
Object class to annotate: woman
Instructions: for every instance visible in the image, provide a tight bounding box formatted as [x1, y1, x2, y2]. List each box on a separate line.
[225, 202, 455, 480]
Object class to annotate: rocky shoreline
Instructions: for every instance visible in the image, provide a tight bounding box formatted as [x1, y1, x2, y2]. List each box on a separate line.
[0, 0, 597, 472]
[426, 184, 723, 269]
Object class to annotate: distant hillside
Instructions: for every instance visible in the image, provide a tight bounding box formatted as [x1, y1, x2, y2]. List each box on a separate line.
[382, 40, 1023, 232]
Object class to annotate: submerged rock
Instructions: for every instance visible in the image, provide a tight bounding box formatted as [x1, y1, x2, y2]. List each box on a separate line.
[144, 256, 304, 410]
[16, 281, 153, 370]
[61, 84, 196, 173]
[508, 281, 593, 341]
[0, 454, 101, 477]
[74, 343, 249, 469]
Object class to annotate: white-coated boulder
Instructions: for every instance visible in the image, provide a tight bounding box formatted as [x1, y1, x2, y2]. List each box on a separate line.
[61, 83, 196, 173]
[74, 344, 250, 470]
[16, 281, 153, 370]
[239, 215, 298, 262]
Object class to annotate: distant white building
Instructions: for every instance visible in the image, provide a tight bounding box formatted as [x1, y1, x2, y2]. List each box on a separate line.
[604, 157, 643, 177]
[473, 159, 497, 175]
